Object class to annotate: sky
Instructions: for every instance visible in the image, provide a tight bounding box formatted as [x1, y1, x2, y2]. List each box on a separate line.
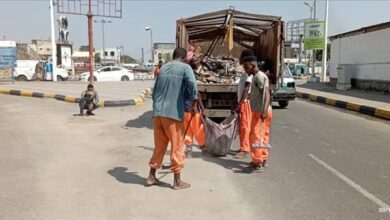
[0, 0, 390, 60]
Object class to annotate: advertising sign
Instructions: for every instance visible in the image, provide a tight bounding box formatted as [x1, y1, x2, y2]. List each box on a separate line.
[304, 21, 325, 50]
[0, 41, 17, 68]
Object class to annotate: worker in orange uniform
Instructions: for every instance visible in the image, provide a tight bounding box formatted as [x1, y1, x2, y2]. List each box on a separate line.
[146, 48, 198, 190]
[233, 50, 256, 154]
[258, 60, 273, 167]
[242, 54, 271, 173]
[184, 53, 206, 156]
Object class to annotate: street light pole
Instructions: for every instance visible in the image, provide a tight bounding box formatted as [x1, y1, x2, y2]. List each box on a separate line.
[49, 0, 57, 82]
[322, 0, 329, 82]
[94, 19, 112, 63]
[145, 26, 153, 64]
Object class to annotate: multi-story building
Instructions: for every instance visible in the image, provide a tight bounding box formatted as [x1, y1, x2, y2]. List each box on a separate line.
[96, 48, 121, 63]
[31, 39, 52, 59]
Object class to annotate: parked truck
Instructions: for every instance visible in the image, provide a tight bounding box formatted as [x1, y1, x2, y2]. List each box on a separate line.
[176, 8, 286, 118]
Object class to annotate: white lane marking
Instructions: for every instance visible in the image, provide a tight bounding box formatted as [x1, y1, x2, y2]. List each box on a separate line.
[308, 154, 390, 209]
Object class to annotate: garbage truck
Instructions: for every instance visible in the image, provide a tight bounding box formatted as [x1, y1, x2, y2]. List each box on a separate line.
[176, 8, 285, 118]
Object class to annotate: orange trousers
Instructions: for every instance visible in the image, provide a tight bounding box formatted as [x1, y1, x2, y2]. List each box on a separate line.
[149, 116, 185, 173]
[249, 107, 272, 164]
[183, 112, 205, 147]
[262, 107, 273, 161]
[239, 100, 252, 152]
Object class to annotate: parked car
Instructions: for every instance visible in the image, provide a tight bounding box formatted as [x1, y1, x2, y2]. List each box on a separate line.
[288, 63, 310, 77]
[272, 65, 296, 108]
[15, 60, 69, 81]
[80, 66, 135, 82]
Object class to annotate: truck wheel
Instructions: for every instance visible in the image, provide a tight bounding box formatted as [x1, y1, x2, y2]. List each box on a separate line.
[17, 75, 28, 81]
[278, 101, 289, 108]
[57, 75, 63, 81]
[121, 75, 129, 81]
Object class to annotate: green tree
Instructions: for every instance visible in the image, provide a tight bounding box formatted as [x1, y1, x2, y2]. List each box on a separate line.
[120, 55, 137, 63]
[79, 45, 95, 52]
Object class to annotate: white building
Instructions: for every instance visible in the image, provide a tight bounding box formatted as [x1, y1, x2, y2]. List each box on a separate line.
[96, 47, 120, 63]
[330, 22, 390, 92]
[153, 43, 175, 65]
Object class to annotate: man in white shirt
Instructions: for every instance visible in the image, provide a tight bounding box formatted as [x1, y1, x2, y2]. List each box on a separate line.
[233, 50, 255, 154]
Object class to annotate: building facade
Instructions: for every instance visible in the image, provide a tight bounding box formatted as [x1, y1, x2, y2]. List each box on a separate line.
[96, 48, 120, 63]
[153, 43, 175, 65]
[330, 22, 390, 92]
[31, 40, 52, 59]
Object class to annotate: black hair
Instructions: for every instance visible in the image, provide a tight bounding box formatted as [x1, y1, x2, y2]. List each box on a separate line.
[242, 55, 257, 63]
[173, 48, 187, 59]
[240, 49, 255, 64]
[87, 84, 94, 89]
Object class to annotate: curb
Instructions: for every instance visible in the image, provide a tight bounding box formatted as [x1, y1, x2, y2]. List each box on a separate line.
[296, 91, 390, 120]
[0, 87, 153, 107]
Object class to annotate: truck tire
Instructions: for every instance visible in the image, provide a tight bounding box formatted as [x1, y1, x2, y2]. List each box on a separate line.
[57, 75, 63, 81]
[17, 75, 28, 81]
[278, 100, 289, 108]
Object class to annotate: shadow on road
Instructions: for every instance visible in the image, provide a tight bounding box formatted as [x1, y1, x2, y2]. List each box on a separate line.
[125, 111, 153, 129]
[107, 167, 171, 188]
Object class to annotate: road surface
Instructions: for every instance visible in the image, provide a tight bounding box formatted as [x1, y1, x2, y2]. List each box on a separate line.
[0, 95, 389, 220]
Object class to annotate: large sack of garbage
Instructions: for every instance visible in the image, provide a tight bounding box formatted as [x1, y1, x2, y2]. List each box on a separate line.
[203, 114, 238, 156]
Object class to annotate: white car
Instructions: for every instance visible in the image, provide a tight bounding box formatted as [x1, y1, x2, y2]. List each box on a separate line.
[15, 60, 69, 81]
[80, 66, 135, 82]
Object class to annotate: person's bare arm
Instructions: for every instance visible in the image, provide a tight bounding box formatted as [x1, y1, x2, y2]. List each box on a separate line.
[262, 87, 271, 120]
[233, 81, 250, 113]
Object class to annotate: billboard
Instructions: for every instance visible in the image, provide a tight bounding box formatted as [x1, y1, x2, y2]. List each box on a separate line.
[0, 41, 16, 68]
[304, 21, 325, 50]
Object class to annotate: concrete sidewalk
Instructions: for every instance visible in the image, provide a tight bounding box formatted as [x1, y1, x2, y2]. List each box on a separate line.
[0, 81, 154, 107]
[296, 83, 390, 120]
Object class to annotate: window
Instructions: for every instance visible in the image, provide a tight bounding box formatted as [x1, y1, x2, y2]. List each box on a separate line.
[40, 48, 43, 51]
[110, 51, 115, 57]
[111, 67, 121, 71]
[104, 51, 108, 56]
[100, 67, 111, 72]
[46, 48, 50, 52]
[158, 53, 162, 60]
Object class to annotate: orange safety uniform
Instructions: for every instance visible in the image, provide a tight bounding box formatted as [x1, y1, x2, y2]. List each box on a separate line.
[149, 116, 185, 174]
[239, 100, 252, 152]
[262, 106, 273, 161]
[183, 112, 205, 147]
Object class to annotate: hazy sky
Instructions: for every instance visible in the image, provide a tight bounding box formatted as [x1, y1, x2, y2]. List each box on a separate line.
[0, 0, 389, 60]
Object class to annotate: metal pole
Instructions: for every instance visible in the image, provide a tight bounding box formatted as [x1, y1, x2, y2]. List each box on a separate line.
[102, 20, 105, 61]
[50, 0, 57, 82]
[150, 29, 153, 64]
[298, 35, 303, 63]
[87, 0, 94, 84]
[322, 0, 329, 82]
[312, 0, 317, 76]
[141, 47, 144, 64]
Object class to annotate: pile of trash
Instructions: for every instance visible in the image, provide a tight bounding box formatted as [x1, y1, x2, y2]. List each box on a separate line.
[194, 56, 242, 84]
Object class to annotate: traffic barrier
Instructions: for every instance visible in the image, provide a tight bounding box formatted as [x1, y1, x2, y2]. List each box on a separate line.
[296, 91, 390, 120]
[0, 87, 153, 107]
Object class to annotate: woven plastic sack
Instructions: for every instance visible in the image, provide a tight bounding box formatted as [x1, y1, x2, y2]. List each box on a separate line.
[203, 114, 238, 156]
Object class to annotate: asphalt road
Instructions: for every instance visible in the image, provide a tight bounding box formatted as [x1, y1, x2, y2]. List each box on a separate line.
[0, 94, 389, 220]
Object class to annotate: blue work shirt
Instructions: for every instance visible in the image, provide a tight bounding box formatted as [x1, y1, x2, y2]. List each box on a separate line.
[152, 60, 197, 121]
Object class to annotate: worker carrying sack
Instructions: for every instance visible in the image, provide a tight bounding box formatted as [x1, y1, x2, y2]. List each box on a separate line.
[203, 114, 238, 156]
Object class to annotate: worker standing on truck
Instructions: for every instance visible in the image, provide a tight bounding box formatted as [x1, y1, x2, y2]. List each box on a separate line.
[184, 55, 206, 157]
[242, 55, 271, 173]
[234, 50, 256, 155]
[146, 48, 198, 190]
